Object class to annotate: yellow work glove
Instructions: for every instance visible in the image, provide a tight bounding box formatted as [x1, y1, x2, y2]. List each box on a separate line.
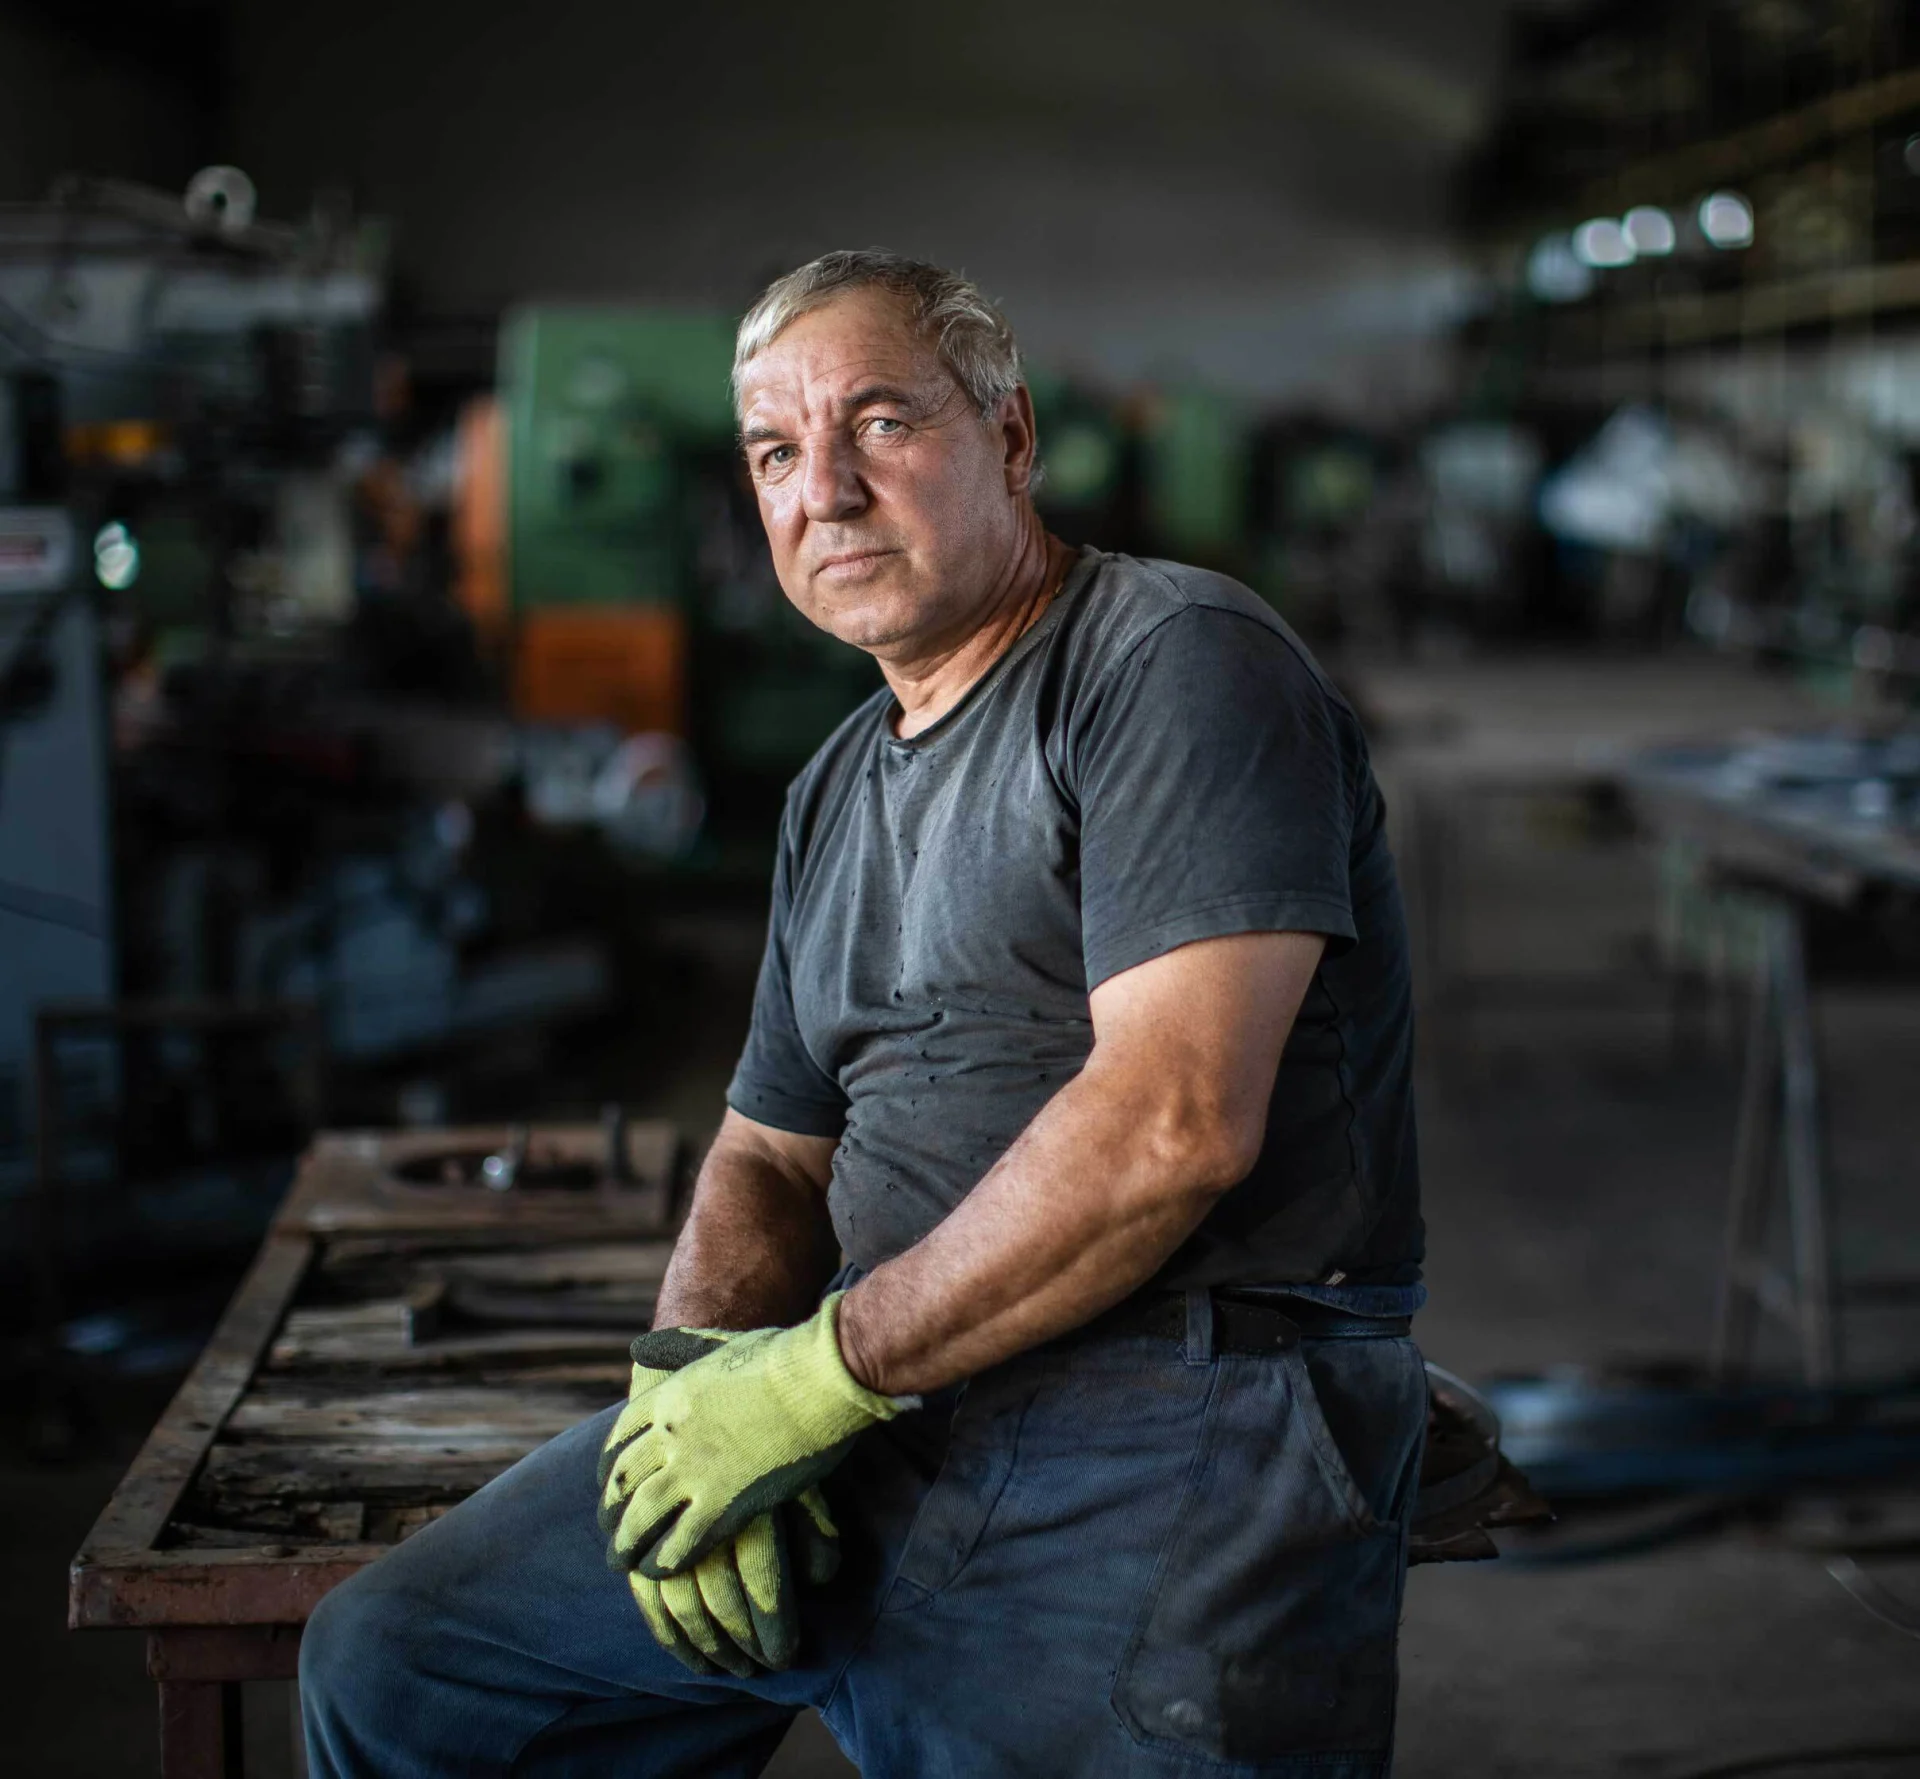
[597, 1330, 733, 1506]
[598, 1330, 840, 1674]
[602, 1291, 913, 1579]
[627, 1488, 841, 1677]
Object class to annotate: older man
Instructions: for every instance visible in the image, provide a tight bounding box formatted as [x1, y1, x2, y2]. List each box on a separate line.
[300, 251, 1427, 1778]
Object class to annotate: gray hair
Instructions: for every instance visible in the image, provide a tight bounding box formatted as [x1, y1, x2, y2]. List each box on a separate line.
[732, 249, 1023, 420]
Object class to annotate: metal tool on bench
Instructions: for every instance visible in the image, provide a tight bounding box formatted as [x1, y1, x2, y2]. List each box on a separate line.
[403, 1112, 636, 1194]
[480, 1126, 531, 1190]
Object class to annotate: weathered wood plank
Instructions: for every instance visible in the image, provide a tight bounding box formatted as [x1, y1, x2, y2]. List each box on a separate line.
[202, 1441, 543, 1501]
[471, 1361, 629, 1388]
[227, 1385, 608, 1443]
[165, 1525, 280, 1550]
[168, 1498, 370, 1545]
[71, 1235, 314, 1589]
[245, 1360, 628, 1395]
[313, 1239, 675, 1292]
[415, 1278, 658, 1337]
[313, 1231, 655, 1270]
[429, 1243, 675, 1285]
[366, 1502, 453, 1542]
[316, 1501, 368, 1542]
[268, 1304, 635, 1370]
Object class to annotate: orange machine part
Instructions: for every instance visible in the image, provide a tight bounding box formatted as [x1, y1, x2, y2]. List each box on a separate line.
[65, 419, 169, 467]
[513, 606, 688, 736]
[453, 397, 509, 643]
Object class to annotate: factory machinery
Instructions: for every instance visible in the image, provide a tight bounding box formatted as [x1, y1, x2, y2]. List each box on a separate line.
[0, 170, 403, 1232]
[0, 174, 722, 1335]
[1432, 0, 1920, 674]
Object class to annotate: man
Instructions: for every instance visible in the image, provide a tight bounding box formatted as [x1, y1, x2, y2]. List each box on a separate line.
[301, 251, 1427, 1777]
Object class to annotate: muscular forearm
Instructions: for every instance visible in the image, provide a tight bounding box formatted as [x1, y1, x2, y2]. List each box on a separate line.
[652, 1115, 840, 1331]
[836, 929, 1326, 1397]
[835, 1059, 1240, 1396]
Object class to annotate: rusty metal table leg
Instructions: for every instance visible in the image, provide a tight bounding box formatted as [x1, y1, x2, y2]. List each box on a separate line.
[149, 1627, 304, 1779]
[158, 1678, 243, 1779]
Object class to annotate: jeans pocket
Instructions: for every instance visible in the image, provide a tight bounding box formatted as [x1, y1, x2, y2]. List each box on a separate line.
[880, 1373, 1035, 1608]
[1111, 1340, 1426, 1767]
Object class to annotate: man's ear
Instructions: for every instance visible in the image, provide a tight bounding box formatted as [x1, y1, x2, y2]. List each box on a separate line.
[997, 386, 1039, 497]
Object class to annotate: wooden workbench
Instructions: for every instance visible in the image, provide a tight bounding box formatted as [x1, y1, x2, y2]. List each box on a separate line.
[68, 1122, 686, 1779]
[69, 1118, 1543, 1776]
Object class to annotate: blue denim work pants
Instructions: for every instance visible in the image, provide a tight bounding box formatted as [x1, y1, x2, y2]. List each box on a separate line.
[300, 1292, 1427, 1778]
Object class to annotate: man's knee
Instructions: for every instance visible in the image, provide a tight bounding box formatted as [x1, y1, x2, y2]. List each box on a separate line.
[300, 1566, 414, 1728]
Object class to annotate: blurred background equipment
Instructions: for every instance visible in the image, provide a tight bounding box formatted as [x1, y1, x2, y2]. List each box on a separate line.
[0, 176, 732, 1349]
[496, 309, 722, 739]
[0, 499, 111, 1205]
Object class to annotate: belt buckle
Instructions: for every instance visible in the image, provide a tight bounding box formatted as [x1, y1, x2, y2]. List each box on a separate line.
[1265, 1309, 1302, 1352]
[1217, 1293, 1301, 1353]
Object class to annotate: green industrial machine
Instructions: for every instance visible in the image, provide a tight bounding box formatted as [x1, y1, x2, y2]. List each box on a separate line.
[1027, 372, 1130, 548]
[1140, 386, 1253, 568]
[500, 307, 737, 613]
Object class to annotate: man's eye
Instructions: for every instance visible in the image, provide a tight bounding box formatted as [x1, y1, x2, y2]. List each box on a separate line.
[866, 417, 905, 436]
[759, 445, 797, 471]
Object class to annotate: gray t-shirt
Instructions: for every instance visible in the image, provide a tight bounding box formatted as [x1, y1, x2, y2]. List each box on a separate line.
[727, 548, 1422, 1290]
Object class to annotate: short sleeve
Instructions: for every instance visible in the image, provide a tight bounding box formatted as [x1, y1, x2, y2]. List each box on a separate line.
[1073, 607, 1360, 990]
[725, 809, 850, 1138]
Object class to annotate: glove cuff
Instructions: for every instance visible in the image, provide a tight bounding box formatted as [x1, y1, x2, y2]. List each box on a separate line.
[629, 1326, 735, 1370]
[813, 1292, 919, 1419]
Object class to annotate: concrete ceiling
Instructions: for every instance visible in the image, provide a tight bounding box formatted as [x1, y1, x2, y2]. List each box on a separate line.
[198, 1, 1515, 400]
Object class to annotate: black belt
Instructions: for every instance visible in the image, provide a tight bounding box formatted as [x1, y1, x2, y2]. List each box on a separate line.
[1103, 1290, 1411, 1354]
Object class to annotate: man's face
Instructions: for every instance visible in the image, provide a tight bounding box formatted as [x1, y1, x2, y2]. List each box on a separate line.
[736, 288, 1033, 658]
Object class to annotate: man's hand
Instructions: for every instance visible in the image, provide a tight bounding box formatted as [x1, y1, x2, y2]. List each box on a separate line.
[602, 1294, 911, 1578]
[626, 1489, 841, 1676]
[603, 1115, 847, 1666]
[600, 1327, 842, 1674]
[597, 1330, 734, 1514]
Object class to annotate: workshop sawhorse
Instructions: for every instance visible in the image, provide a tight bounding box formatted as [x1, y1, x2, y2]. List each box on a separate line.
[1712, 893, 1839, 1385]
[1711, 886, 1919, 1386]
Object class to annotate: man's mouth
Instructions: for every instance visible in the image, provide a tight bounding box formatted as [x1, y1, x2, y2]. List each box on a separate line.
[815, 548, 898, 578]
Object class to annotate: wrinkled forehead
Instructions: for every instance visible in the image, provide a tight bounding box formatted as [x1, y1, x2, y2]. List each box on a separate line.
[735, 288, 958, 428]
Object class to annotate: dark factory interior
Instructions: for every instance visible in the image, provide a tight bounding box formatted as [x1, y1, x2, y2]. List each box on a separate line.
[4, 2, 1920, 1775]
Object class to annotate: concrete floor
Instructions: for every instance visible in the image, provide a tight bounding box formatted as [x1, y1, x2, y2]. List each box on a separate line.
[9, 775, 1919, 1776]
[1398, 992, 1920, 1779]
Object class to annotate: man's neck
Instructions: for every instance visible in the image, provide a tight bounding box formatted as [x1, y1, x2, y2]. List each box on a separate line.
[883, 523, 1075, 740]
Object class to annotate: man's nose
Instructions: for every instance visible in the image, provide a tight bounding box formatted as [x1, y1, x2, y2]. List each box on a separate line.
[800, 434, 868, 523]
